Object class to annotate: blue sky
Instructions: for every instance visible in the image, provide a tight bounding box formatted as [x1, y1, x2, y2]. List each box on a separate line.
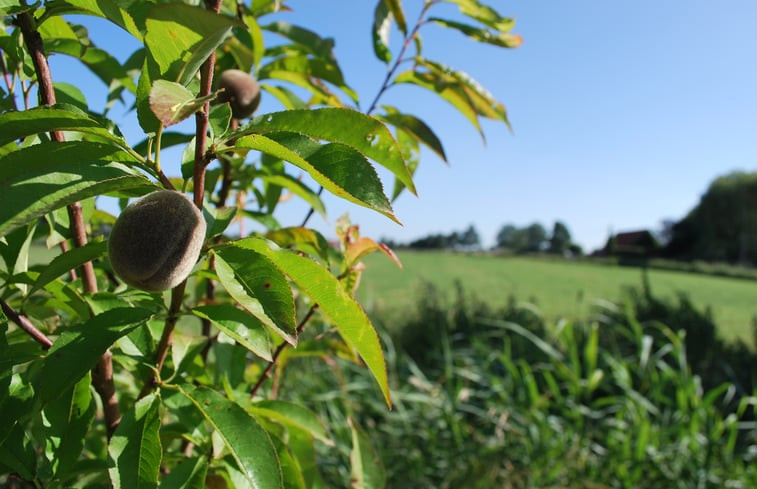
[46, 1, 757, 251]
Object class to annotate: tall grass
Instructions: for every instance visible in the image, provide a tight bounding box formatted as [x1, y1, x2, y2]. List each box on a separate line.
[281, 283, 757, 488]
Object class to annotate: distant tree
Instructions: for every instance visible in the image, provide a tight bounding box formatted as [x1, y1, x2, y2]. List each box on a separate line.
[460, 224, 481, 248]
[666, 171, 757, 264]
[548, 220, 572, 254]
[496, 224, 520, 250]
[525, 222, 548, 252]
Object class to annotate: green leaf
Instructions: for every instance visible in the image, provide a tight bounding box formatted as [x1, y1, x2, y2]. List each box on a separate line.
[261, 21, 337, 63]
[149, 79, 217, 127]
[384, 0, 407, 34]
[178, 385, 283, 489]
[265, 227, 330, 263]
[419, 58, 510, 126]
[35, 307, 153, 404]
[349, 419, 385, 489]
[144, 3, 241, 85]
[0, 104, 131, 149]
[259, 173, 326, 219]
[224, 238, 392, 407]
[443, 0, 516, 32]
[372, 1, 393, 63]
[258, 54, 358, 104]
[108, 393, 162, 489]
[261, 85, 307, 110]
[233, 133, 397, 223]
[0, 141, 155, 237]
[0, 423, 36, 480]
[159, 457, 207, 489]
[394, 70, 483, 139]
[209, 103, 232, 141]
[228, 108, 415, 195]
[192, 305, 272, 361]
[250, 400, 331, 445]
[429, 17, 522, 48]
[42, 0, 143, 40]
[378, 106, 447, 161]
[214, 248, 296, 345]
[44, 373, 95, 477]
[31, 240, 107, 295]
[269, 433, 306, 489]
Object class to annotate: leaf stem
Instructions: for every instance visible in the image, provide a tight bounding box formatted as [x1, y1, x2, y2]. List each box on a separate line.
[17, 6, 120, 439]
[250, 304, 319, 399]
[1, 298, 52, 350]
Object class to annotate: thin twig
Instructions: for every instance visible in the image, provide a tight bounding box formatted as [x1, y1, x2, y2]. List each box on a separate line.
[250, 305, 319, 398]
[17, 8, 120, 439]
[0, 51, 18, 111]
[1, 298, 52, 350]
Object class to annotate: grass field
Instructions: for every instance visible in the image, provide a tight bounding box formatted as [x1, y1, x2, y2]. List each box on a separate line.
[358, 251, 757, 344]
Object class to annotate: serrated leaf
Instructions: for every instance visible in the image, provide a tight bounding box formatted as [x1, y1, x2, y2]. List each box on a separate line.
[31, 240, 107, 295]
[209, 103, 232, 141]
[108, 393, 162, 489]
[372, 1, 393, 63]
[228, 108, 414, 195]
[0, 104, 130, 148]
[178, 385, 283, 489]
[214, 249, 296, 345]
[349, 419, 385, 489]
[145, 3, 241, 85]
[149, 79, 216, 127]
[192, 305, 272, 361]
[378, 106, 446, 161]
[224, 238, 391, 407]
[35, 307, 153, 404]
[234, 133, 397, 223]
[250, 400, 332, 445]
[0, 141, 155, 237]
[429, 17, 522, 48]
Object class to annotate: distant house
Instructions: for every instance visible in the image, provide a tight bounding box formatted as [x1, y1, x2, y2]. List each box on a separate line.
[602, 230, 659, 258]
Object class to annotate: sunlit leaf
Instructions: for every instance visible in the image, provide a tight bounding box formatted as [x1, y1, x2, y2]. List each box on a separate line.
[144, 3, 241, 85]
[214, 248, 296, 345]
[149, 80, 217, 127]
[429, 17, 522, 48]
[227, 108, 414, 194]
[372, 0, 392, 63]
[378, 105, 446, 161]
[192, 305, 272, 361]
[178, 385, 283, 489]
[31, 240, 107, 295]
[222, 238, 392, 407]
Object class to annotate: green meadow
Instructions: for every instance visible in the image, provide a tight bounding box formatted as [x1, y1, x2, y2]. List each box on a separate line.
[358, 251, 757, 344]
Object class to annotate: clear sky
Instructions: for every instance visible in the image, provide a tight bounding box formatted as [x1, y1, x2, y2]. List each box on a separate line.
[46, 1, 757, 252]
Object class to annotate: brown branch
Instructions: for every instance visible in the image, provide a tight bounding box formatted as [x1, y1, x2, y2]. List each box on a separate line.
[250, 305, 319, 398]
[17, 9, 120, 439]
[138, 280, 187, 399]
[58, 241, 77, 282]
[1, 298, 52, 350]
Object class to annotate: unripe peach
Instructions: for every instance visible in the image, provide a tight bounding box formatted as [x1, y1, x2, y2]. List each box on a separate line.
[217, 69, 261, 119]
[108, 191, 206, 292]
